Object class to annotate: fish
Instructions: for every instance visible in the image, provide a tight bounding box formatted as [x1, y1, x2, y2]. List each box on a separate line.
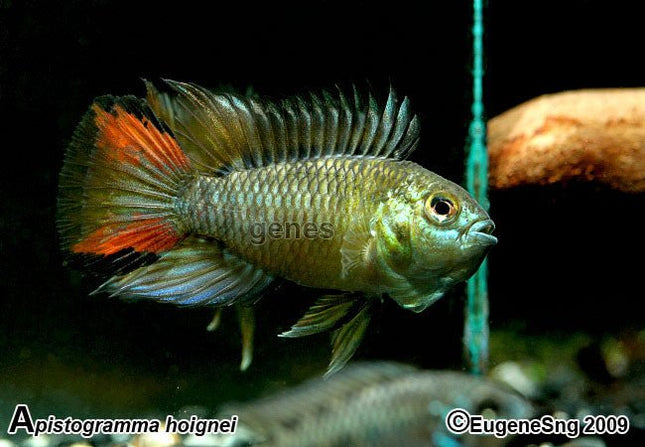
[57, 80, 497, 375]
[211, 362, 534, 447]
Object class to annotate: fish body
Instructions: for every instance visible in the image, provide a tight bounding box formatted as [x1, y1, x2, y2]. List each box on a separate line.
[213, 362, 534, 447]
[57, 81, 497, 373]
[179, 157, 490, 301]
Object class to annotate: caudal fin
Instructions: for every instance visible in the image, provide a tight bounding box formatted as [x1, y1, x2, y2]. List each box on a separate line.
[57, 96, 192, 259]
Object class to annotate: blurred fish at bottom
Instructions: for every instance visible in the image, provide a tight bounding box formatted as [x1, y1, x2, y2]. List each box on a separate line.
[209, 362, 533, 447]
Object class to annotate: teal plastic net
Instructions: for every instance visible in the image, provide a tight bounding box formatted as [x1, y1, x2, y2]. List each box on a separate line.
[464, 0, 490, 375]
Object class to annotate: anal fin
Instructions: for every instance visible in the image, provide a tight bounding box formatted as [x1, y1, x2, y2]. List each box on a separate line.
[96, 237, 273, 307]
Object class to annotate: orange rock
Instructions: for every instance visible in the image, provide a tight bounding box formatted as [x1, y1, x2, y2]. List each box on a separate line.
[488, 89, 645, 192]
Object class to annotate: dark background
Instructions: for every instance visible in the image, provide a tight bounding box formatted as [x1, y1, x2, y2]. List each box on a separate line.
[1, 0, 643, 432]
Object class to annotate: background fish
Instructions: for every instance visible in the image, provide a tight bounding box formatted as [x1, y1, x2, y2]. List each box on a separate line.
[212, 362, 534, 447]
[57, 80, 497, 374]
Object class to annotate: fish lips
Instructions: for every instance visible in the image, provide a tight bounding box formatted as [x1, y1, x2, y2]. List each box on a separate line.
[466, 219, 498, 247]
[406, 301, 434, 313]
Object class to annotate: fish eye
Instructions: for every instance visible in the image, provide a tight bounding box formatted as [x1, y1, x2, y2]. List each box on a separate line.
[425, 194, 458, 224]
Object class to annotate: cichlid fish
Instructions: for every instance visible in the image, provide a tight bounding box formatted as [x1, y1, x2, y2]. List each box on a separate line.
[212, 362, 533, 447]
[57, 80, 497, 375]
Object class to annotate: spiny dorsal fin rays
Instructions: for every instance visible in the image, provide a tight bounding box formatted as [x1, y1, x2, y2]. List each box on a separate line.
[322, 90, 340, 156]
[228, 95, 264, 168]
[358, 92, 380, 157]
[336, 87, 354, 154]
[281, 98, 301, 160]
[395, 111, 420, 160]
[144, 80, 421, 174]
[347, 86, 367, 156]
[386, 97, 416, 158]
[371, 87, 397, 155]
[249, 97, 280, 165]
[294, 95, 313, 160]
[264, 100, 287, 165]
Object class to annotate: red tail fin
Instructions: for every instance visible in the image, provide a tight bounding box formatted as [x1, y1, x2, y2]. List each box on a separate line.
[58, 96, 191, 257]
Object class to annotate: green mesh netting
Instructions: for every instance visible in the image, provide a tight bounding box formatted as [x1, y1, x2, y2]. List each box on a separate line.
[464, 0, 490, 375]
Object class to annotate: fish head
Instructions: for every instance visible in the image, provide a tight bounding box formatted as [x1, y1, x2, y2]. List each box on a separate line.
[377, 167, 497, 312]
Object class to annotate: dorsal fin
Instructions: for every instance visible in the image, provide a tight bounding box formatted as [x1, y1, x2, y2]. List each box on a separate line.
[145, 80, 420, 174]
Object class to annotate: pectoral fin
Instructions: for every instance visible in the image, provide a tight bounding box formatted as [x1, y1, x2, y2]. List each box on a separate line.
[340, 212, 377, 279]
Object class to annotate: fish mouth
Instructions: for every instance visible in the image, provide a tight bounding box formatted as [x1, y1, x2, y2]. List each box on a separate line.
[467, 219, 498, 246]
[406, 302, 432, 313]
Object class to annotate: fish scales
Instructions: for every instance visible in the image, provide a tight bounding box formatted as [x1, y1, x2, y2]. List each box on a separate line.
[178, 157, 411, 290]
[216, 363, 533, 447]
